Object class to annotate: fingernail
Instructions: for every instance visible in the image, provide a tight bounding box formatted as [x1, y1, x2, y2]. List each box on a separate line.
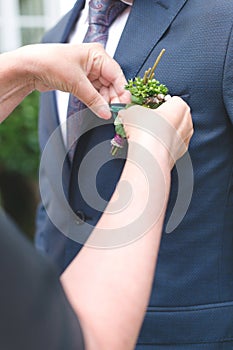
[97, 105, 112, 119]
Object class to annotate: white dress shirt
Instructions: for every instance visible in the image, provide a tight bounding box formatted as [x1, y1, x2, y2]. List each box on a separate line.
[57, 0, 133, 143]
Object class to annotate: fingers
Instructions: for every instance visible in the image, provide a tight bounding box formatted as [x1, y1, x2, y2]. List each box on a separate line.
[119, 97, 193, 163]
[80, 44, 131, 113]
[107, 85, 131, 104]
[89, 46, 131, 104]
[73, 75, 112, 119]
[155, 96, 193, 145]
[109, 69, 131, 104]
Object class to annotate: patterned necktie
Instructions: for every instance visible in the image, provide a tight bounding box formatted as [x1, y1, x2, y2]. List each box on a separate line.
[66, 0, 128, 161]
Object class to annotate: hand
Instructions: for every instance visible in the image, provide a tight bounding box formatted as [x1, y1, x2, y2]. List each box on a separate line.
[153, 96, 193, 154]
[119, 96, 193, 167]
[18, 43, 131, 119]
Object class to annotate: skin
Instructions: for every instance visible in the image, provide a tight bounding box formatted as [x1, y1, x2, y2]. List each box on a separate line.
[0, 42, 131, 122]
[0, 42, 193, 349]
[61, 97, 193, 350]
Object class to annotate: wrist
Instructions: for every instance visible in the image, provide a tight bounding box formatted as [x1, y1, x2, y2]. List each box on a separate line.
[120, 105, 185, 170]
[127, 128, 173, 172]
[16, 45, 38, 90]
[0, 47, 34, 121]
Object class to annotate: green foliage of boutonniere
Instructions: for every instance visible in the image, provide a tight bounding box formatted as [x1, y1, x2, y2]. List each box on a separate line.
[125, 77, 168, 108]
[111, 49, 171, 156]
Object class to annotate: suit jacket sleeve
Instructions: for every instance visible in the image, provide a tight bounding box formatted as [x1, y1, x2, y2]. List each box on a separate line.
[0, 209, 85, 350]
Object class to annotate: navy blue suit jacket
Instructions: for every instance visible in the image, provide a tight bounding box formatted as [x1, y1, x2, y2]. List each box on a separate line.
[36, 0, 233, 348]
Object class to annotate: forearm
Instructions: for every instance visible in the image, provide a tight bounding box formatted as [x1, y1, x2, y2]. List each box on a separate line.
[61, 140, 171, 350]
[0, 48, 35, 122]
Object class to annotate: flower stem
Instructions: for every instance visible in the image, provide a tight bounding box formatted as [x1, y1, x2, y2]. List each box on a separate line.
[143, 68, 151, 84]
[148, 49, 166, 80]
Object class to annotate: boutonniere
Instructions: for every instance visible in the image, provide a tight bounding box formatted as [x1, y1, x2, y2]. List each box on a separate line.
[110, 49, 171, 156]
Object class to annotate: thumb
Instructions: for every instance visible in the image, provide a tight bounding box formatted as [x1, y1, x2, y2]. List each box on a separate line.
[74, 75, 111, 119]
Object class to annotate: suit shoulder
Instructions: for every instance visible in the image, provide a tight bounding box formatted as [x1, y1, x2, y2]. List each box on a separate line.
[41, 10, 74, 43]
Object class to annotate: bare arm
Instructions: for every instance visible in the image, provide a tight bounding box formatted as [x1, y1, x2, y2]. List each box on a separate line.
[0, 43, 130, 122]
[0, 43, 192, 349]
[61, 97, 193, 350]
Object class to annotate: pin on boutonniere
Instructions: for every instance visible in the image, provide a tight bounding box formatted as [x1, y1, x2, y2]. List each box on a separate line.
[110, 49, 171, 156]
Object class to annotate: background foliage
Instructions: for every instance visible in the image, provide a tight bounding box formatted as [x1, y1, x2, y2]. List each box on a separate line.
[0, 91, 40, 239]
[0, 91, 39, 178]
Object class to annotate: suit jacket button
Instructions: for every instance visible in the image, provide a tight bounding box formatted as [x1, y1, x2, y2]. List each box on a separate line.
[75, 210, 86, 225]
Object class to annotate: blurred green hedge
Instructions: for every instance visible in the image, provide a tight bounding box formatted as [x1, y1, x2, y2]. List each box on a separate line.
[0, 91, 40, 238]
[0, 91, 40, 178]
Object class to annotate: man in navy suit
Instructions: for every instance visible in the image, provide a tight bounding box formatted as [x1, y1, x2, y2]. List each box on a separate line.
[36, 0, 233, 348]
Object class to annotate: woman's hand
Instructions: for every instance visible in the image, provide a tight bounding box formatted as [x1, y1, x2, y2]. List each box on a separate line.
[119, 96, 193, 168]
[21, 43, 131, 119]
[0, 43, 131, 121]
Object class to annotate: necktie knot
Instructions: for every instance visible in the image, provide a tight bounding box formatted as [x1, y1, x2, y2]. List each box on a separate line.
[88, 0, 128, 27]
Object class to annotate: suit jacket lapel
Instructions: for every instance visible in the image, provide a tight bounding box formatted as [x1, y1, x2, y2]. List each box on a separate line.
[61, 0, 85, 43]
[114, 0, 188, 79]
[41, 0, 85, 44]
